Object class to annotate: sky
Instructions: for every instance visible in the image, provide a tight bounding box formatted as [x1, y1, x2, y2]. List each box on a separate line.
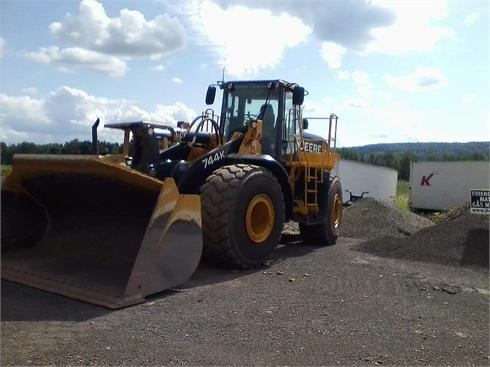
[0, 0, 488, 147]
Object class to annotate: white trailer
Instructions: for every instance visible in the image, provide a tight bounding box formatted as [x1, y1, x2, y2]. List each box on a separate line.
[409, 161, 490, 211]
[333, 159, 398, 206]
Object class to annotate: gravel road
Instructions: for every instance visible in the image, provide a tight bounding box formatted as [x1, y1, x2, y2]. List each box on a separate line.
[2, 237, 489, 366]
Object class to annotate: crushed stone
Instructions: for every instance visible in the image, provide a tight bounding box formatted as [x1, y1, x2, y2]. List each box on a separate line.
[353, 205, 489, 270]
[282, 199, 489, 270]
[341, 199, 434, 240]
[282, 198, 434, 240]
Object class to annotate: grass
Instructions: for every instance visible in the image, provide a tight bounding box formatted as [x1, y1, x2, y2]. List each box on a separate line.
[396, 179, 444, 221]
[396, 180, 410, 211]
[1, 165, 12, 178]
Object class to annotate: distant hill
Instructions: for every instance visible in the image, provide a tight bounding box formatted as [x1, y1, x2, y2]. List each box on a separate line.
[343, 141, 490, 161]
[338, 141, 489, 181]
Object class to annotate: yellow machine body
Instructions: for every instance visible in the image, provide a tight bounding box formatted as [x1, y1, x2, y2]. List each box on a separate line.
[1, 80, 343, 306]
[1, 154, 202, 308]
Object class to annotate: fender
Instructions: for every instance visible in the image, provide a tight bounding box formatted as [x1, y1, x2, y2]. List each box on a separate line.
[172, 138, 241, 194]
[174, 148, 293, 219]
[224, 153, 293, 219]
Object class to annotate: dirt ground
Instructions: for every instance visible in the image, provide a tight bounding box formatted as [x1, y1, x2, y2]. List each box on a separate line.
[1, 235, 489, 366]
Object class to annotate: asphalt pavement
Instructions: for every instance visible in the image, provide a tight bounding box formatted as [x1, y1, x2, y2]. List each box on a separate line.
[1, 237, 489, 366]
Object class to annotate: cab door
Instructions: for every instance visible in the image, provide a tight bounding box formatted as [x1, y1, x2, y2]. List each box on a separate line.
[281, 90, 298, 158]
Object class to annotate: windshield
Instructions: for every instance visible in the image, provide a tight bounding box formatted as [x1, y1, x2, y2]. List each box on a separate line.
[222, 85, 279, 141]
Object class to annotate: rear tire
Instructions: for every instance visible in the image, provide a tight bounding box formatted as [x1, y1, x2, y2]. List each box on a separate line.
[299, 176, 343, 246]
[201, 164, 284, 269]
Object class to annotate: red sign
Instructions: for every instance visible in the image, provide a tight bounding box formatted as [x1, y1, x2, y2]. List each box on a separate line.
[420, 173, 434, 186]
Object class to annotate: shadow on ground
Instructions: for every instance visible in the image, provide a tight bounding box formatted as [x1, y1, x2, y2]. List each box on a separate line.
[461, 228, 489, 268]
[1, 236, 326, 322]
[1, 280, 111, 322]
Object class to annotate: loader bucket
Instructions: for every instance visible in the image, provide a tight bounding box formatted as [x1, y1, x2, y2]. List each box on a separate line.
[1, 154, 202, 309]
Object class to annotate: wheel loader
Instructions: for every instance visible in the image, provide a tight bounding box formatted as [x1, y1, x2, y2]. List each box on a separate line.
[1, 79, 342, 309]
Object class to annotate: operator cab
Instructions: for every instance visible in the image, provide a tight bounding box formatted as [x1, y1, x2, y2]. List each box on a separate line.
[206, 80, 305, 159]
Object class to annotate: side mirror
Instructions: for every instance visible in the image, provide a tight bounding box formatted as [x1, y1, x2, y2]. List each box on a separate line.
[293, 86, 305, 105]
[205, 86, 216, 105]
[303, 118, 309, 130]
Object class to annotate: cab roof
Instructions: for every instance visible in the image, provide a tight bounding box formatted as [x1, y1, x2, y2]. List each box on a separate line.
[220, 79, 300, 92]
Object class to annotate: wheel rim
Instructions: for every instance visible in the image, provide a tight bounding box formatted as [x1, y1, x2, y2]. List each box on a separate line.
[245, 194, 275, 244]
[332, 193, 342, 229]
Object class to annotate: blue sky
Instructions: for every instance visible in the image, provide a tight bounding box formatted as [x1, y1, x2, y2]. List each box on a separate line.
[0, 0, 488, 146]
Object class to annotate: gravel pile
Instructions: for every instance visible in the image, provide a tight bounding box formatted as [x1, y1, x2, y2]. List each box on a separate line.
[354, 204, 489, 270]
[283, 198, 434, 240]
[341, 199, 434, 240]
[282, 198, 433, 241]
[282, 199, 488, 270]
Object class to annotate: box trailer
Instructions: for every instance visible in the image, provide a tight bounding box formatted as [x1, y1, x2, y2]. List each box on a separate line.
[333, 159, 398, 206]
[409, 161, 490, 211]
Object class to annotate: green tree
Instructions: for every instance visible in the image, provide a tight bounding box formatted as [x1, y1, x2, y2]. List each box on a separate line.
[398, 153, 415, 181]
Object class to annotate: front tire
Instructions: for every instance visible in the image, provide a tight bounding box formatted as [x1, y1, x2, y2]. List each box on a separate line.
[201, 164, 284, 269]
[299, 176, 343, 245]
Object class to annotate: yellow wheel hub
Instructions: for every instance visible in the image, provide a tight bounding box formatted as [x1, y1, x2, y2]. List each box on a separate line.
[245, 194, 274, 244]
[332, 193, 342, 229]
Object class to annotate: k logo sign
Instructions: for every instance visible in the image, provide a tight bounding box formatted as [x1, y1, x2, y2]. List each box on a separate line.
[420, 173, 434, 186]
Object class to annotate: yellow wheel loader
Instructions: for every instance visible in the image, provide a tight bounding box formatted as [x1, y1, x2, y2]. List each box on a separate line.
[1, 79, 342, 308]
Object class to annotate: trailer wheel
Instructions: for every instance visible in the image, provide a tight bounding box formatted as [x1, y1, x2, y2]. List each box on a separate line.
[299, 177, 342, 246]
[201, 164, 284, 269]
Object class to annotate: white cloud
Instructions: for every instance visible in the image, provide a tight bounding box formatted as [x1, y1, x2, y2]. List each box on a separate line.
[0, 87, 197, 144]
[25, 47, 127, 77]
[0, 94, 49, 132]
[337, 70, 350, 80]
[211, 0, 395, 50]
[307, 83, 425, 146]
[333, 99, 431, 146]
[384, 67, 447, 92]
[23, 0, 186, 77]
[209, 1, 451, 56]
[351, 71, 369, 85]
[302, 100, 329, 116]
[332, 87, 486, 146]
[0, 36, 5, 58]
[320, 42, 346, 69]
[151, 64, 166, 72]
[172, 77, 183, 84]
[367, 0, 453, 54]
[21, 87, 39, 95]
[462, 93, 476, 104]
[150, 102, 196, 124]
[49, 0, 186, 58]
[373, 102, 426, 142]
[298, 0, 395, 49]
[336, 70, 369, 85]
[345, 98, 370, 110]
[186, 0, 311, 76]
[334, 70, 373, 112]
[462, 11, 481, 26]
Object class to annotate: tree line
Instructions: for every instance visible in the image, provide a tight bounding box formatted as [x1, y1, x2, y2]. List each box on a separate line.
[1, 140, 488, 181]
[338, 141, 489, 180]
[0, 140, 122, 165]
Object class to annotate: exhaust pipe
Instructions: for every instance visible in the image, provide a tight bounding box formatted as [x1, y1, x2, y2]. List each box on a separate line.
[92, 118, 100, 155]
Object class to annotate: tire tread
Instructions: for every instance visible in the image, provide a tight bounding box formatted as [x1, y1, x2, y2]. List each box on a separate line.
[201, 164, 284, 269]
